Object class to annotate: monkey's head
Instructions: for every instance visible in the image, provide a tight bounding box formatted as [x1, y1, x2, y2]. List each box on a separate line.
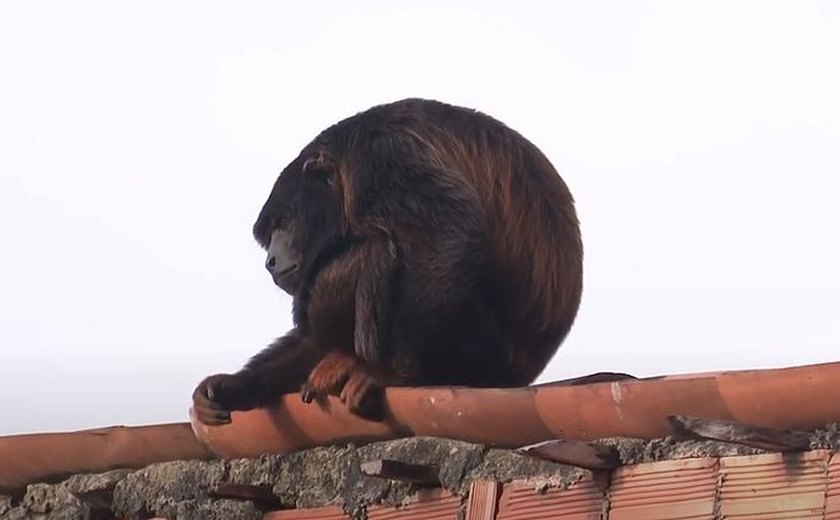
[253, 148, 350, 295]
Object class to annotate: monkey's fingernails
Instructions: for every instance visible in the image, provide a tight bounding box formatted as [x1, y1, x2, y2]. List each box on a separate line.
[196, 408, 231, 426]
[209, 410, 231, 424]
[300, 384, 316, 403]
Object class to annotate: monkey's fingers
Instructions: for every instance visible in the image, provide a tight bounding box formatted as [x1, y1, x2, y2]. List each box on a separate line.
[192, 394, 232, 425]
[197, 373, 254, 412]
[340, 370, 385, 421]
[195, 407, 232, 426]
[303, 350, 357, 403]
[192, 377, 234, 425]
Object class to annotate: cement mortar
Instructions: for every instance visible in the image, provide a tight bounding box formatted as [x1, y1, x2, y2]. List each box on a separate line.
[597, 436, 767, 465]
[810, 422, 840, 449]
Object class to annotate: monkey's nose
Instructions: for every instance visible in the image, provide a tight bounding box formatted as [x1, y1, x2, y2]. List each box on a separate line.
[265, 255, 276, 272]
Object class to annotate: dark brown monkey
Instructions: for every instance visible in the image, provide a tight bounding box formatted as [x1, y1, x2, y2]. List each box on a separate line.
[192, 98, 582, 424]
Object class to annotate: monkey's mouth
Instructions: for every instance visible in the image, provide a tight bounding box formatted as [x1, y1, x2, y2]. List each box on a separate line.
[272, 264, 300, 294]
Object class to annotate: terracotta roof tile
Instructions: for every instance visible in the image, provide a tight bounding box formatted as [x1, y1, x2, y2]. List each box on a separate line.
[718, 450, 830, 518]
[4, 361, 840, 492]
[496, 474, 604, 519]
[609, 458, 718, 520]
[193, 361, 840, 460]
[0, 423, 211, 491]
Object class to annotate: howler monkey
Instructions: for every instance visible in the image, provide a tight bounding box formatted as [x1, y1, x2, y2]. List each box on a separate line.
[193, 98, 583, 424]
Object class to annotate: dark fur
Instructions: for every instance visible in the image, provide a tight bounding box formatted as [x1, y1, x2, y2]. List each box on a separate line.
[192, 98, 583, 424]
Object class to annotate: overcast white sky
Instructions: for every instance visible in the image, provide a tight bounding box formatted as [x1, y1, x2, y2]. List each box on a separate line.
[1, 1, 838, 435]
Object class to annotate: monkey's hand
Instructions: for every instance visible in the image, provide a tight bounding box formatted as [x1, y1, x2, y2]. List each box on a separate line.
[191, 373, 251, 426]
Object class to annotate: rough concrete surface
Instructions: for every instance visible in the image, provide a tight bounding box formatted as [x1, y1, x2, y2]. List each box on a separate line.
[0, 437, 573, 520]
[3, 425, 839, 520]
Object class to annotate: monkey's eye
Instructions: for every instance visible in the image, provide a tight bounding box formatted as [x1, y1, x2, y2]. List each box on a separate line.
[302, 154, 326, 173]
[302, 154, 337, 186]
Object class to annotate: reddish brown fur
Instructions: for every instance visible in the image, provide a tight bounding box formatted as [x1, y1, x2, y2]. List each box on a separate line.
[394, 116, 582, 382]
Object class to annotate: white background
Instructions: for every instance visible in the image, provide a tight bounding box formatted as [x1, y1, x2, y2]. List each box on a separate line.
[1, 1, 838, 435]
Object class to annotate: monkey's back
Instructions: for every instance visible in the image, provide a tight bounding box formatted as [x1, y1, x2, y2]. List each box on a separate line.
[317, 99, 583, 384]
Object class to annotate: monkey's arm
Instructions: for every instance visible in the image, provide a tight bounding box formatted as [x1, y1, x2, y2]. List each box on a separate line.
[192, 330, 321, 425]
[298, 229, 400, 419]
[353, 227, 400, 366]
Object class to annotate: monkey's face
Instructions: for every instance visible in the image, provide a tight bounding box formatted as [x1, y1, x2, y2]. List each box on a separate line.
[253, 150, 346, 295]
[265, 227, 301, 293]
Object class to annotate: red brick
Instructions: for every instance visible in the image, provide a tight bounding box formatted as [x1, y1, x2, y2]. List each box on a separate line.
[366, 488, 461, 519]
[465, 480, 500, 520]
[825, 452, 840, 519]
[263, 505, 349, 519]
[610, 457, 717, 520]
[496, 474, 604, 519]
[719, 450, 829, 518]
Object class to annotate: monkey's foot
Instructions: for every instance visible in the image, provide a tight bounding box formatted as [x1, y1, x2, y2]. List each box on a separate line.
[301, 350, 357, 402]
[340, 366, 385, 420]
[301, 350, 386, 420]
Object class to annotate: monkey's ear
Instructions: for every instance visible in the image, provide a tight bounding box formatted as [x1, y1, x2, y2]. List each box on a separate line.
[302, 153, 338, 185]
